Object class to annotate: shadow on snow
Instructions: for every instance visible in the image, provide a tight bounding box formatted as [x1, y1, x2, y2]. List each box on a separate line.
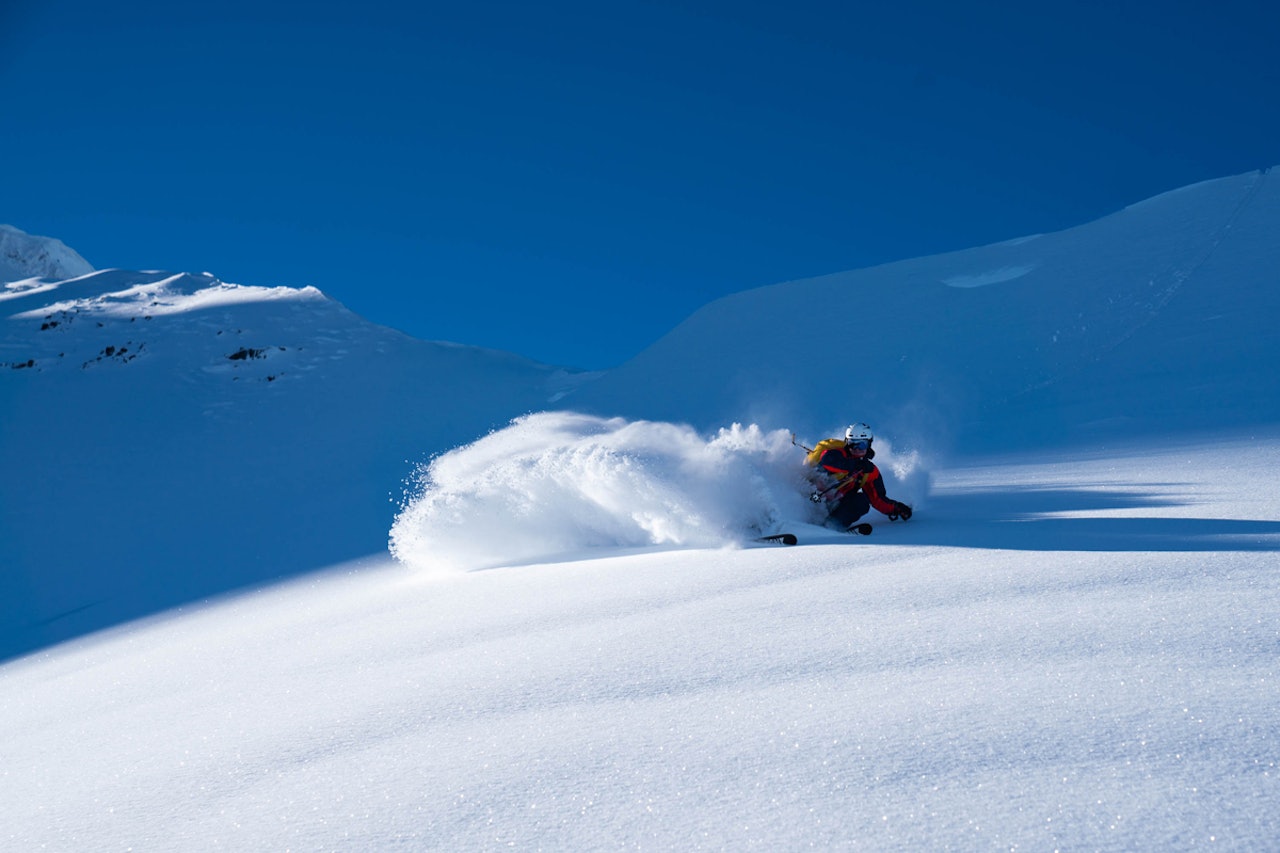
[914, 485, 1280, 552]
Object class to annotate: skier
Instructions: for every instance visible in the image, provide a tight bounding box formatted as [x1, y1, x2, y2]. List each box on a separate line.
[806, 423, 913, 531]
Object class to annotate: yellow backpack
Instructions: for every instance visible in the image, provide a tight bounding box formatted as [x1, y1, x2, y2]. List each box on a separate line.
[805, 438, 847, 467]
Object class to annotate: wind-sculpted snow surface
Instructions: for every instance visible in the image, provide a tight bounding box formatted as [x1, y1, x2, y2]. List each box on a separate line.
[390, 413, 931, 572]
[6, 436, 1278, 851]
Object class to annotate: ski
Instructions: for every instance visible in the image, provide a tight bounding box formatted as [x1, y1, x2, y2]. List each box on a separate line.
[755, 524, 870, 545]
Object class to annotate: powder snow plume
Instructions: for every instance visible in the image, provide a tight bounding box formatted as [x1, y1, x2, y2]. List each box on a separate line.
[389, 412, 820, 572]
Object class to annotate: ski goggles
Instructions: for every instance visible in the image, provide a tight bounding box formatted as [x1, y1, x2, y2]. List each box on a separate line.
[846, 439, 870, 455]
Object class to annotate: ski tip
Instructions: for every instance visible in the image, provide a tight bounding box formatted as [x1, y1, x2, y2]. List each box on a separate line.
[755, 533, 798, 546]
[850, 523, 873, 536]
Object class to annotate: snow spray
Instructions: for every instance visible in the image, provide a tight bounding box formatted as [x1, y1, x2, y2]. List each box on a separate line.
[389, 412, 930, 572]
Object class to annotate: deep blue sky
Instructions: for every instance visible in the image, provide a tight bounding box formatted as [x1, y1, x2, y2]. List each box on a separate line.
[4, 1, 1278, 368]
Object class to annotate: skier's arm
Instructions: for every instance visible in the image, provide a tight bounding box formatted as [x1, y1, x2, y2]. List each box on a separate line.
[864, 467, 913, 519]
[824, 452, 913, 519]
[862, 467, 900, 516]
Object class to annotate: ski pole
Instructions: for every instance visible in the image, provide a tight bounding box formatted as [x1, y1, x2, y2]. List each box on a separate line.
[809, 477, 848, 503]
[790, 432, 813, 453]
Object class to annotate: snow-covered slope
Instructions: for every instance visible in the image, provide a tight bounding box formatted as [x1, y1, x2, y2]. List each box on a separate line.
[0, 224, 95, 283]
[570, 168, 1280, 452]
[3, 168, 1280, 850]
[5, 168, 1279, 659]
[3, 437, 1278, 850]
[0, 270, 579, 659]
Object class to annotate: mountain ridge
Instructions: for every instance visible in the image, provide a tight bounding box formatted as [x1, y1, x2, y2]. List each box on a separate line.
[567, 166, 1279, 451]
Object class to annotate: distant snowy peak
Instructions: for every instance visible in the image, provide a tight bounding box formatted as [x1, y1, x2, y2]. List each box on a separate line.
[0, 225, 94, 284]
[0, 265, 579, 405]
[0, 268, 342, 378]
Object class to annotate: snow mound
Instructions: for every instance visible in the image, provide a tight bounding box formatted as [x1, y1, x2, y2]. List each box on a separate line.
[571, 167, 1280, 450]
[389, 412, 931, 572]
[0, 224, 95, 283]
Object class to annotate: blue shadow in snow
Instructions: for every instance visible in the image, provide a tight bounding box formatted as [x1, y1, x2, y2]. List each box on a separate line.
[913, 485, 1280, 552]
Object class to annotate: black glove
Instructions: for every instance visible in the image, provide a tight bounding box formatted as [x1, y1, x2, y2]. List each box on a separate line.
[887, 501, 913, 521]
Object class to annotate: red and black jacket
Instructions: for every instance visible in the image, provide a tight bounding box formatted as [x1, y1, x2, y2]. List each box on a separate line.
[817, 446, 899, 515]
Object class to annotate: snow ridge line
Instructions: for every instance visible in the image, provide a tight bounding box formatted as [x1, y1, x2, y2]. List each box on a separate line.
[1013, 168, 1268, 399]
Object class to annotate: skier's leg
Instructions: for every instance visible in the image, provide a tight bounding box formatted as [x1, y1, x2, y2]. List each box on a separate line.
[828, 493, 870, 529]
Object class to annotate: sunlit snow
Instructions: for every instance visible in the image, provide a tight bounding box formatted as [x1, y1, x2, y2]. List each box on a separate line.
[2, 168, 1278, 850]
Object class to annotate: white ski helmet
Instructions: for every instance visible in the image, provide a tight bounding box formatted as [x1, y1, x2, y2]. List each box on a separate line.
[844, 423, 873, 457]
[844, 423, 873, 444]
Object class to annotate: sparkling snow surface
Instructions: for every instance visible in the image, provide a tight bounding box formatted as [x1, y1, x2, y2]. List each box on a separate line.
[3, 437, 1278, 850]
